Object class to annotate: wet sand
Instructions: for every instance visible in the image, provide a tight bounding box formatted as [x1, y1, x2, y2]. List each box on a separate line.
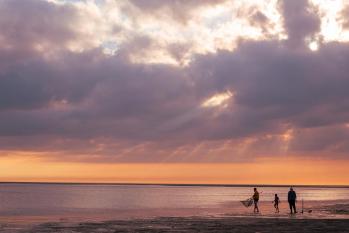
[1, 201, 348, 232]
[1, 217, 348, 233]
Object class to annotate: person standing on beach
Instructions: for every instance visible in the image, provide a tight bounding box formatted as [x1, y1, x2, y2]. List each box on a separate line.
[273, 194, 280, 213]
[288, 187, 297, 214]
[253, 188, 260, 213]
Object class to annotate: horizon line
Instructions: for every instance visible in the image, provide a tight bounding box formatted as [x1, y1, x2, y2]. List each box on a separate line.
[0, 181, 348, 188]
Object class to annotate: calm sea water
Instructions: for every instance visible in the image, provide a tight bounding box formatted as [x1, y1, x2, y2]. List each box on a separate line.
[0, 184, 348, 220]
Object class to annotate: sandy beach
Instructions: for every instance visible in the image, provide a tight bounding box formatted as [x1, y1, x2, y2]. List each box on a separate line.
[0, 216, 347, 233]
[1, 203, 349, 233]
[1, 184, 349, 232]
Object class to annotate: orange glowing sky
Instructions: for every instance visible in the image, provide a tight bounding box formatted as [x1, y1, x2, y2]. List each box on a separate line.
[0, 155, 348, 185]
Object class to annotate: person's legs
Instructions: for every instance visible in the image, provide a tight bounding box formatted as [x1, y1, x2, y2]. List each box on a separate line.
[290, 201, 297, 213]
[288, 201, 293, 214]
[254, 201, 259, 213]
[292, 201, 297, 213]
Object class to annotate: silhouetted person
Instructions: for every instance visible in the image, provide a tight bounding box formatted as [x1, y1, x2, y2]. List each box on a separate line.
[253, 187, 260, 213]
[273, 193, 280, 213]
[288, 187, 297, 214]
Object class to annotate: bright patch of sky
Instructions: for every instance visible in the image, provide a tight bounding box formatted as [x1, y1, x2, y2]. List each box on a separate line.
[49, 0, 349, 65]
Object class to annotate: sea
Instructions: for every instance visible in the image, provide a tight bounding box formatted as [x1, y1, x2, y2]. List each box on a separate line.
[0, 183, 348, 223]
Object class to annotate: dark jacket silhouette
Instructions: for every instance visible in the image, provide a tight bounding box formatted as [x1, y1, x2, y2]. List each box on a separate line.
[288, 188, 297, 214]
[288, 190, 296, 201]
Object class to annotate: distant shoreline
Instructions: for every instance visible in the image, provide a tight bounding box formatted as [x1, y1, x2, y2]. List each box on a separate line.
[0, 181, 348, 188]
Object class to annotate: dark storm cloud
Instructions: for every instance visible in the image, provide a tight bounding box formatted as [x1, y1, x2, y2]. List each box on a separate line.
[0, 0, 78, 51]
[188, 40, 349, 138]
[289, 125, 349, 155]
[0, 0, 100, 110]
[279, 0, 320, 48]
[3, 39, 349, 157]
[0, 49, 106, 110]
[0, 0, 349, 161]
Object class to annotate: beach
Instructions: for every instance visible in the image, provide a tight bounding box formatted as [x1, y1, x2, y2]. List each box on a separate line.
[0, 184, 348, 232]
[1, 216, 348, 232]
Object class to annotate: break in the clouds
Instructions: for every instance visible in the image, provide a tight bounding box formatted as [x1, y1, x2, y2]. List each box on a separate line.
[0, 0, 349, 162]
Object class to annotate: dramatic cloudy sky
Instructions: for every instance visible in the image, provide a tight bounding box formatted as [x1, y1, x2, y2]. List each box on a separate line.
[0, 0, 349, 184]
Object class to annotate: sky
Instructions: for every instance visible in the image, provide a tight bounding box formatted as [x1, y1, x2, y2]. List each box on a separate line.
[0, 0, 349, 185]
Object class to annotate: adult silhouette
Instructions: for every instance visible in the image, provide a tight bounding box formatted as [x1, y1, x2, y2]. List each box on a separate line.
[288, 187, 297, 214]
[253, 187, 260, 213]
